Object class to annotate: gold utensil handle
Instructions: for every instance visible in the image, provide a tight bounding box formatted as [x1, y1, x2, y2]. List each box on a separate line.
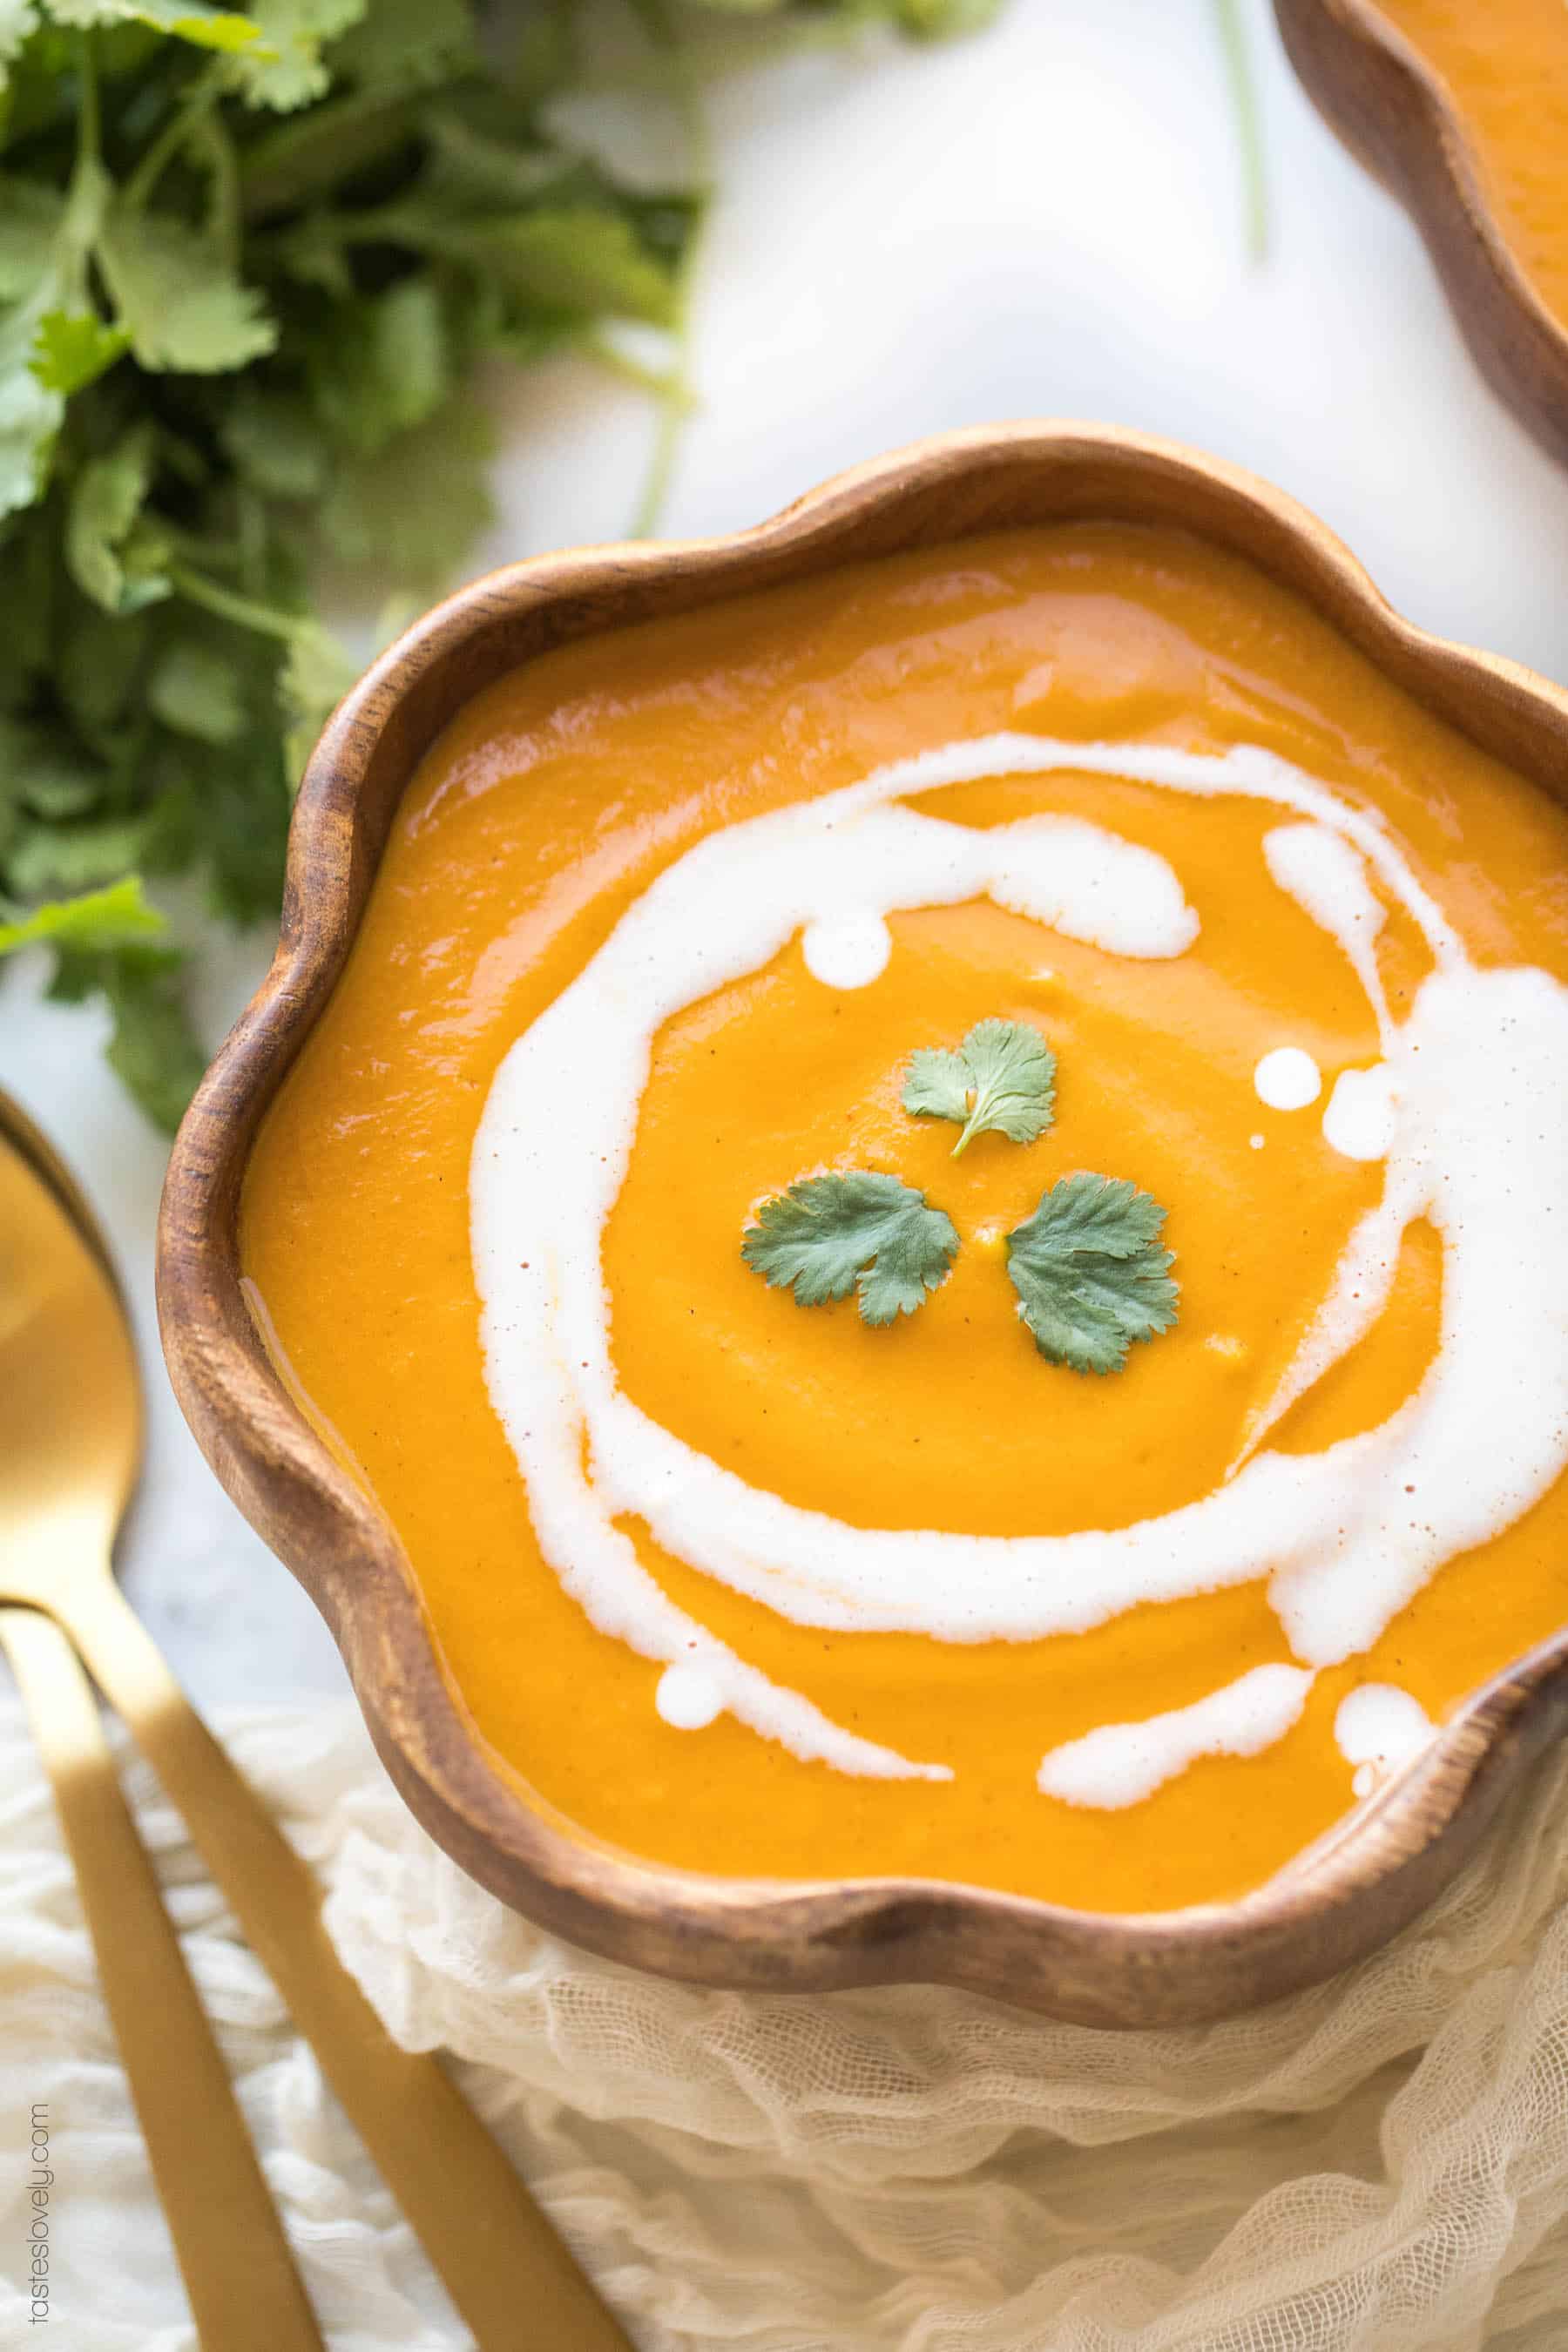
[0, 1604, 324, 2352]
[57, 1575, 632, 2352]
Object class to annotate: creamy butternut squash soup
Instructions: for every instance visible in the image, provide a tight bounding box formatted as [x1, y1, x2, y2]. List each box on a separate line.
[1375, 0, 1568, 330]
[241, 524, 1568, 1914]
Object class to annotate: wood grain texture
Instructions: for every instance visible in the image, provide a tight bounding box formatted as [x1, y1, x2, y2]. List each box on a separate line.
[1274, 0, 1568, 465]
[155, 424, 1568, 2027]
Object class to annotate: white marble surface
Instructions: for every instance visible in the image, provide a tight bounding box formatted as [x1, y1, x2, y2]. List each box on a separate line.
[4, 0, 1568, 1707]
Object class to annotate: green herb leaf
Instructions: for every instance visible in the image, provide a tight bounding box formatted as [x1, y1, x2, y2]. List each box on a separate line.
[29, 307, 129, 393]
[0, 5, 39, 98]
[0, 873, 167, 957]
[0, 179, 64, 300]
[319, 396, 493, 589]
[42, 2, 266, 55]
[64, 420, 172, 612]
[0, 716, 105, 818]
[217, 382, 328, 497]
[0, 511, 58, 710]
[148, 637, 247, 743]
[1005, 1173, 1179, 1376]
[220, 0, 363, 110]
[0, 159, 111, 517]
[6, 811, 151, 892]
[96, 204, 277, 371]
[902, 1017, 1056, 1155]
[0, 302, 64, 518]
[394, 205, 683, 328]
[327, 0, 473, 91]
[277, 618, 355, 781]
[52, 595, 151, 738]
[742, 1171, 959, 1327]
[42, 923, 208, 1131]
[307, 274, 449, 456]
[98, 946, 207, 1131]
[145, 720, 291, 923]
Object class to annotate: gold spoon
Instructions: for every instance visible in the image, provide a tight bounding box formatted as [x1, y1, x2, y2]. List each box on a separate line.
[0, 1106, 633, 2352]
[0, 1099, 323, 2349]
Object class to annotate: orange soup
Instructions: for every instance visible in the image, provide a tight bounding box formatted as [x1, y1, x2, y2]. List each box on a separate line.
[242, 524, 1568, 1915]
[1375, 0, 1568, 329]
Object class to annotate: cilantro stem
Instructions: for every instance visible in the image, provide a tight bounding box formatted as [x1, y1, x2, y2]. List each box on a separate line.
[76, 31, 99, 168]
[579, 332, 693, 405]
[1213, 0, 1268, 265]
[236, 486, 267, 598]
[169, 564, 301, 645]
[625, 2, 713, 539]
[190, 112, 243, 268]
[125, 61, 226, 213]
[56, 34, 105, 314]
[630, 206, 707, 538]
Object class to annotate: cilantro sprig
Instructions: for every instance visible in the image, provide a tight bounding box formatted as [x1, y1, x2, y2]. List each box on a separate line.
[1005, 1173, 1178, 1375]
[742, 1172, 958, 1326]
[902, 1017, 1055, 1154]
[0, 0, 997, 1129]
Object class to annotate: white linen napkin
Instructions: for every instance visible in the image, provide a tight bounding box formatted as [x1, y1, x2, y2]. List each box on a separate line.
[3, 1700, 1568, 2351]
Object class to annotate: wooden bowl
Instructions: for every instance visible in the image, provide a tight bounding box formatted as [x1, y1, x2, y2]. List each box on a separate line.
[157, 423, 1568, 2027]
[1274, 0, 1568, 465]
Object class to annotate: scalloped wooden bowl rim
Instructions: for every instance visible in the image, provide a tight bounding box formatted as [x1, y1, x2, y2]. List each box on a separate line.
[156, 422, 1568, 2027]
[1274, 0, 1568, 465]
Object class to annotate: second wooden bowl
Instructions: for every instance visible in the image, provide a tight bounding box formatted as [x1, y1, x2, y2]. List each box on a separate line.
[157, 424, 1568, 2027]
[1275, 0, 1568, 466]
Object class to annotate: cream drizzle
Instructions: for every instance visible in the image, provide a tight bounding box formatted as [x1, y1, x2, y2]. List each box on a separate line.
[471, 734, 1568, 1797]
[1265, 822, 1394, 1049]
[1037, 1666, 1315, 1809]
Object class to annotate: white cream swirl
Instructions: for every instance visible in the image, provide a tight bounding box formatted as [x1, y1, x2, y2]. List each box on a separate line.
[471, 736, 1568, 1785]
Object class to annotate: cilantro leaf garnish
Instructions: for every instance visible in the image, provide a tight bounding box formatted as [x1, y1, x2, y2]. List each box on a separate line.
[742, 1172, 959, 1327]
[902, 1017, 1057, 1155]
[1005, 1173, 1179, 1375]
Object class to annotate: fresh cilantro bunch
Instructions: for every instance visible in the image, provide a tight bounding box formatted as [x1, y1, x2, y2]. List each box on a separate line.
[0, 0, 996, 1129]
[0, 0, 706, 1124]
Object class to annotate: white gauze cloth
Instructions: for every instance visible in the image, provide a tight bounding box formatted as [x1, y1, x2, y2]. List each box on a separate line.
[3, 1700, 1568, 2351]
